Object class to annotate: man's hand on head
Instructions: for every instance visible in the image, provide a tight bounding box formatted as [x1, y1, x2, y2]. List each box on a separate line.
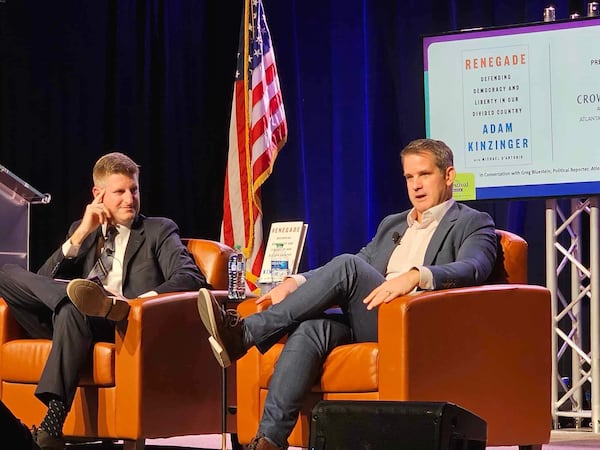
[362, 269, 420, 310]
[70, 189, 113, 246]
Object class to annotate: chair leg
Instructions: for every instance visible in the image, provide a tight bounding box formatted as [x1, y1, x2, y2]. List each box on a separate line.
[123, 439, 145, 450]
[519, 445, 542, 450]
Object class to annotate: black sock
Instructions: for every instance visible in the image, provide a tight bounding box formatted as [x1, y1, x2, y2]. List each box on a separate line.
[39, 398, 67, 437]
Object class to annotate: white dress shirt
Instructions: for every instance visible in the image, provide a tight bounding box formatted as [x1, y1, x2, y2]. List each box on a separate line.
[385, 199, 454, 290]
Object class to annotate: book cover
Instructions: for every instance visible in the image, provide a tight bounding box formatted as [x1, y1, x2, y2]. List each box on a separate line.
[259, 221, 308, 283]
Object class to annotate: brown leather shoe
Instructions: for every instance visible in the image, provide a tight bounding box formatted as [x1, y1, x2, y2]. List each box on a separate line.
[197, 288, 246, 368]
[246, 433, 287, 450]
[67, 279, 130, 322]
[31, 426, 64, 450]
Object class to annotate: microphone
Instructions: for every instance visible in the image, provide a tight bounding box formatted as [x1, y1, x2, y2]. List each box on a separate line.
[392, 231, 401, 245]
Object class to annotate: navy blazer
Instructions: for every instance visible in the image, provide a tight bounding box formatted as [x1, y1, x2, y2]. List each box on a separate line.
[306, 202, 497, 290]
[38, 215, 206, 298]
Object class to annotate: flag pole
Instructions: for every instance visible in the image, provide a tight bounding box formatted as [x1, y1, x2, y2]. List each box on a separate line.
[243, 0, 254, 260]
[223, 13, 252, 450]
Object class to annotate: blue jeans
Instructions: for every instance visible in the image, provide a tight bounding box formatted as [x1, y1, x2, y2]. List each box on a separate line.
[244, 254, 385, 447]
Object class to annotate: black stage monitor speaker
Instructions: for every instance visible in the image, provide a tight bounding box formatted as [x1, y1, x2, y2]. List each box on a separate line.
[309, 400, 487, 450]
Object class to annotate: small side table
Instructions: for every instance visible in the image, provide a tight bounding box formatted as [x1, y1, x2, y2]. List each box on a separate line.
[216, 294, 251, 450]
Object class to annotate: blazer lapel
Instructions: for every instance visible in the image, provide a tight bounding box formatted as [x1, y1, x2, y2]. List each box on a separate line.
[122, 216, 146, 283]
[376, 220, 409, 274]
[81, 229, 104, 275]
[423, 203, 459, 265]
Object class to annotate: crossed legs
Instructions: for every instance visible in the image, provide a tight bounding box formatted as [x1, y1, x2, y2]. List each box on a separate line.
[244, 253, 384, 349]
[249, 255, 384, 446]
[198, 254, 385, 448]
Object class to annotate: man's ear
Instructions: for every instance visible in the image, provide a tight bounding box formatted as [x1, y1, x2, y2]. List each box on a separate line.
[445, 166, 456, 186]
[92, 185, 101, 199]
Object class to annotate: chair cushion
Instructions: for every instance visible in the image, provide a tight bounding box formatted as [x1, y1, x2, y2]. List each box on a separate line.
[2, 339, 115, 386]
[259, 342, 379, 392]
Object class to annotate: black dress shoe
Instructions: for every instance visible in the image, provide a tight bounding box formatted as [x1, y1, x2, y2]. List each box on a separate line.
[197, 288, 247, 368]
[31, 427, 65, 450]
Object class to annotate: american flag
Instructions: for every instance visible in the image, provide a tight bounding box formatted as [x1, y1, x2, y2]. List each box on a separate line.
[221, 0, 287, 291]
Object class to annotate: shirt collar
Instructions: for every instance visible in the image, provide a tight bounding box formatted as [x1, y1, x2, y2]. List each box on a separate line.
[407, 199, 455, 228]
[101, 222, 131, 238]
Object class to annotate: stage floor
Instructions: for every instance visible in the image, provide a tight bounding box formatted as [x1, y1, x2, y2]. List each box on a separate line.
[139, 429, 600, 449]
[541, 429, 600, 449]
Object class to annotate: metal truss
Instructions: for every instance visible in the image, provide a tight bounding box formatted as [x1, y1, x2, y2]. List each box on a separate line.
[548, 197, 599, 431]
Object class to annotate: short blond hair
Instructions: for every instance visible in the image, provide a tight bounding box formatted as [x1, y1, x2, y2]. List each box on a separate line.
[92, 152, 139, 185]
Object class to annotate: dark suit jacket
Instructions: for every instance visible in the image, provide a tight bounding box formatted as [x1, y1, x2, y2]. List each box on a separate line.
[305, 202, 497, 290]
[37, 215, 206, 298]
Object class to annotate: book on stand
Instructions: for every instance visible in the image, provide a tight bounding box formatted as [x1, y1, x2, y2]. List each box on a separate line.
[259, 221, 308, 283]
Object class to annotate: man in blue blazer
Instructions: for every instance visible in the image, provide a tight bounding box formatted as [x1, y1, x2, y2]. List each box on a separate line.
[198, 138, 497, 450]
[0, 152, 206, 450]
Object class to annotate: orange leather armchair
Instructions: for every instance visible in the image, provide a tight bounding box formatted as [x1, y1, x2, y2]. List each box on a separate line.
[236, 230, 552, 450]
[0, 239, 235, 450]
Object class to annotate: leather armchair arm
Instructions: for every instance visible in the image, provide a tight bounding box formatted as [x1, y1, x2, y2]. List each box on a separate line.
[0, 298, 29, 388]
[377, 284, 551, 445]
[0, 298, 28, 343]
[112, 290, 224, 438]
[237, 297, 269, 318]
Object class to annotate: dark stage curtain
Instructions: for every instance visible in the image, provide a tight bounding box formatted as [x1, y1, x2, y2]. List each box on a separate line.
[0, 0, 583, 285]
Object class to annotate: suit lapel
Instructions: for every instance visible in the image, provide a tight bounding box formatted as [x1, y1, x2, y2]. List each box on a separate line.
[81, 229, 104, 274]
[394, 221, 410, 244]
[423, 203, 459, 265]
[377, 219, 409, 273]
[122, 216, 146, 284]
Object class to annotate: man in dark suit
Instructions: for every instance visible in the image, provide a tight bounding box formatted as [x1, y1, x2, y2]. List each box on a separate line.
[197, 138, 498, 450]
[0, 152, 206, 450]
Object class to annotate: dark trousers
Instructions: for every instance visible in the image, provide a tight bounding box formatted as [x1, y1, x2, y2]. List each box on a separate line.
[0, 264, 113, 409]
[244, 254, 384, 447]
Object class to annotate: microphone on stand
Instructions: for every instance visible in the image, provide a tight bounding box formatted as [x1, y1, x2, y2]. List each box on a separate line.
[392, 231, 401, 245]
